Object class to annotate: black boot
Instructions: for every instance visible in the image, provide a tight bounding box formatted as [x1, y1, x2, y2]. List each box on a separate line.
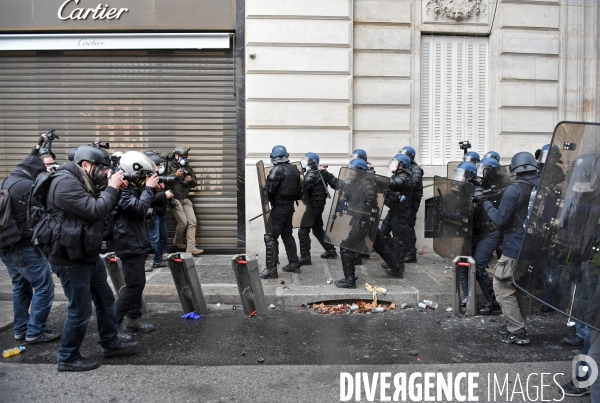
[298, 228, 312, 265]
[335, 249, 357, 289]
[460, 268, 469, 307]
[320, 249, 338, 259]
[315, 232, 337, 259]
[260, 234, 278, 279]
[282, 262, 301, 273]
[477, 273, 500, 315]
[386, 238, 405, 278]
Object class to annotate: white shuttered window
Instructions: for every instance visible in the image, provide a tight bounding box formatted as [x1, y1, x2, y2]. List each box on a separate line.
[420, 36, 488, 166]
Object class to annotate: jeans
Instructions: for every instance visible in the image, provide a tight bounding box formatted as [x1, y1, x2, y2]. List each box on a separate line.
[115, 254, 147, 323]
[51, 257, 120, 362]
[588, 331, 600, 402]
[0, 246, 54, 338]
[148, 214, 168, 264]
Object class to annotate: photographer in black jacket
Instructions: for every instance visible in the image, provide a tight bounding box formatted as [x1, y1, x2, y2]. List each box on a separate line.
[37, 145, 137, 372]
[0, 156, 60, 344]
[114, 151, 160, 333]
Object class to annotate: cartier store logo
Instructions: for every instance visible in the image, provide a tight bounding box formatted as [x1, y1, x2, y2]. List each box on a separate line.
[58, 0, 129, 20]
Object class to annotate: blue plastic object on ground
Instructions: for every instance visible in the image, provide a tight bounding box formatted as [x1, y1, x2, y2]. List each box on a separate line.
[181, 312, 201, 320]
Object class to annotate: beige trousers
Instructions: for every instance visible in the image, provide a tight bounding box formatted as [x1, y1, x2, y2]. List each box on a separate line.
[171, 198, 197, 248]
[493, 255, 531, 333]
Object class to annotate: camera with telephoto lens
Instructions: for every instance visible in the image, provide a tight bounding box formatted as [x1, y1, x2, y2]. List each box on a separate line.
[91, 141, 110, 149]
[459, 141, 472, 151]
[45, 129, 59, 141]
[157, 176, 177, 186]
[122, 172, 139, 182]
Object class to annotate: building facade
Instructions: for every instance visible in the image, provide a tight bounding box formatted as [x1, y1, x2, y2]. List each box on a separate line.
[0, 1, 598, 255]
[244, 0, 600, 255]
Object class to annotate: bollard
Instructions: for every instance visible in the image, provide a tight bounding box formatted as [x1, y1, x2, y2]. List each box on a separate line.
[101, 252, 149, 314]
[167, 252, 208, 315]
[231, 254, 268, 316]
[451, 256, 476, 316]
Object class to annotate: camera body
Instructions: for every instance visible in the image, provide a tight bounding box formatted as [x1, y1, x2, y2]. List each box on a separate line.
[45, 129, 59, 141]
[458, 140, 472, 151]
[48, 163, 60, 173]
[93, 141, 110, 149]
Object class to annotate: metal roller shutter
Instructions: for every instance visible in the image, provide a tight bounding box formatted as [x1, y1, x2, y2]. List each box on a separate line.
[0, 49, 238, 251]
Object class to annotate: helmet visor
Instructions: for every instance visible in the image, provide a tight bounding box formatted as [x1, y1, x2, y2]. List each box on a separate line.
[388, 158, 400, 172]
[300, 155, 310, 170]
[452, 168, 471, 182]
[476, 163, 490, 178]
[350, 152, 365, 162]
[537, 149, 548, 165]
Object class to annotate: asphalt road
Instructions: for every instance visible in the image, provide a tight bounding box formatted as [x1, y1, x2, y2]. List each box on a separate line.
[0, 302, 589, 402]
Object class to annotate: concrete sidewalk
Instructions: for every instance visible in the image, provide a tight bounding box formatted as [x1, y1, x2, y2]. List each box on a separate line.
[0, 252, 475, 331]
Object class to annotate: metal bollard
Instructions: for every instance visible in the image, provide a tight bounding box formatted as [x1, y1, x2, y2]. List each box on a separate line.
[167, 252, 208, 315]
[452, 256, 476, 316]
[101, 252, 149, 314]
[231, 254, 268, 316]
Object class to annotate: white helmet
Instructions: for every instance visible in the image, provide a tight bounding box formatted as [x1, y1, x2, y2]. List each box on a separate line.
[119, 151, 157, 174]
[111, 151, 124, 159]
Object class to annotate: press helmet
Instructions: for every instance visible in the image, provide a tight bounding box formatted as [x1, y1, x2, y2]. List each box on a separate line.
[74, 145, 112, 190]
[509, 152, 539, 175]
[399, 146, 416, 161]
[452, 162, 478, 182]
[119, 151, 157, 176]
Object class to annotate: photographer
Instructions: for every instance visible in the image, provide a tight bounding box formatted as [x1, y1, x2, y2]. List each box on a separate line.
[113, 151, 159, 333]
[0, 156, 60, 344]
[37, 145, 137, 372]
[165, 147, 203, 255]
[144, 150, 174, 270]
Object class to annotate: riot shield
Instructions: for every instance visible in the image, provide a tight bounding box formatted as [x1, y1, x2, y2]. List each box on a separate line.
[482, 165, 511, 190]
[324, 168, 389, 254]
[447, 161, 462, 179]
[514, 121, 600, 331]
[256, 160, 271, 234]
[433, 176, 474, 261]
[263, 162, 313, 229]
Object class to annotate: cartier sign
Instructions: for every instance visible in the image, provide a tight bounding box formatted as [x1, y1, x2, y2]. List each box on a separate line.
[58, 0, 129, 20]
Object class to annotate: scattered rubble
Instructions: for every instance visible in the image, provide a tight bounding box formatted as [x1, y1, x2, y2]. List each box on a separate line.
[311, 301, 396, 315]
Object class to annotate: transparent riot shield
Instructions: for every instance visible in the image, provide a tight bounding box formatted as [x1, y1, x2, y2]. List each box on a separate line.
[324, 168, 389, 254]
[256, 160, 271, 234]
[433, 176, 474, 261]
[264, 162, 313, 229]
[514, 121, 600, 331]
[482, 165, 511, 190]
[447, 161, 462, 179]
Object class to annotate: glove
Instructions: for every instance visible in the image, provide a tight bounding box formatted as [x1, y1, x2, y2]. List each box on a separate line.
[38, 136, 45, 146]
[472, 197, 485, 207]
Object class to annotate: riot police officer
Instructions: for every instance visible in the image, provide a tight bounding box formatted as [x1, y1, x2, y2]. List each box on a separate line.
[400, 146, 423, 262]
[381, 154, 413, 277]
[351, 148, 375, 174]
[320, 159, 402, 288]
[473, 152, 541, 344]
[298, 152, 337, 264]
[454, 161, 501, 315]
[260, 145, 303, 279]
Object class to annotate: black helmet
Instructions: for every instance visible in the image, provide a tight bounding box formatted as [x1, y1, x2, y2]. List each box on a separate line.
[67, 147, 78, 162]
[75, 145, 111, 167]
[509, 152, 539, 174]
[74, 145, 112, 190]
[144, 150, 164, 166]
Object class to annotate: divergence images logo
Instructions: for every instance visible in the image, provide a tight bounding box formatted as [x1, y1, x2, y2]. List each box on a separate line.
[572, 354, 598, 389]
